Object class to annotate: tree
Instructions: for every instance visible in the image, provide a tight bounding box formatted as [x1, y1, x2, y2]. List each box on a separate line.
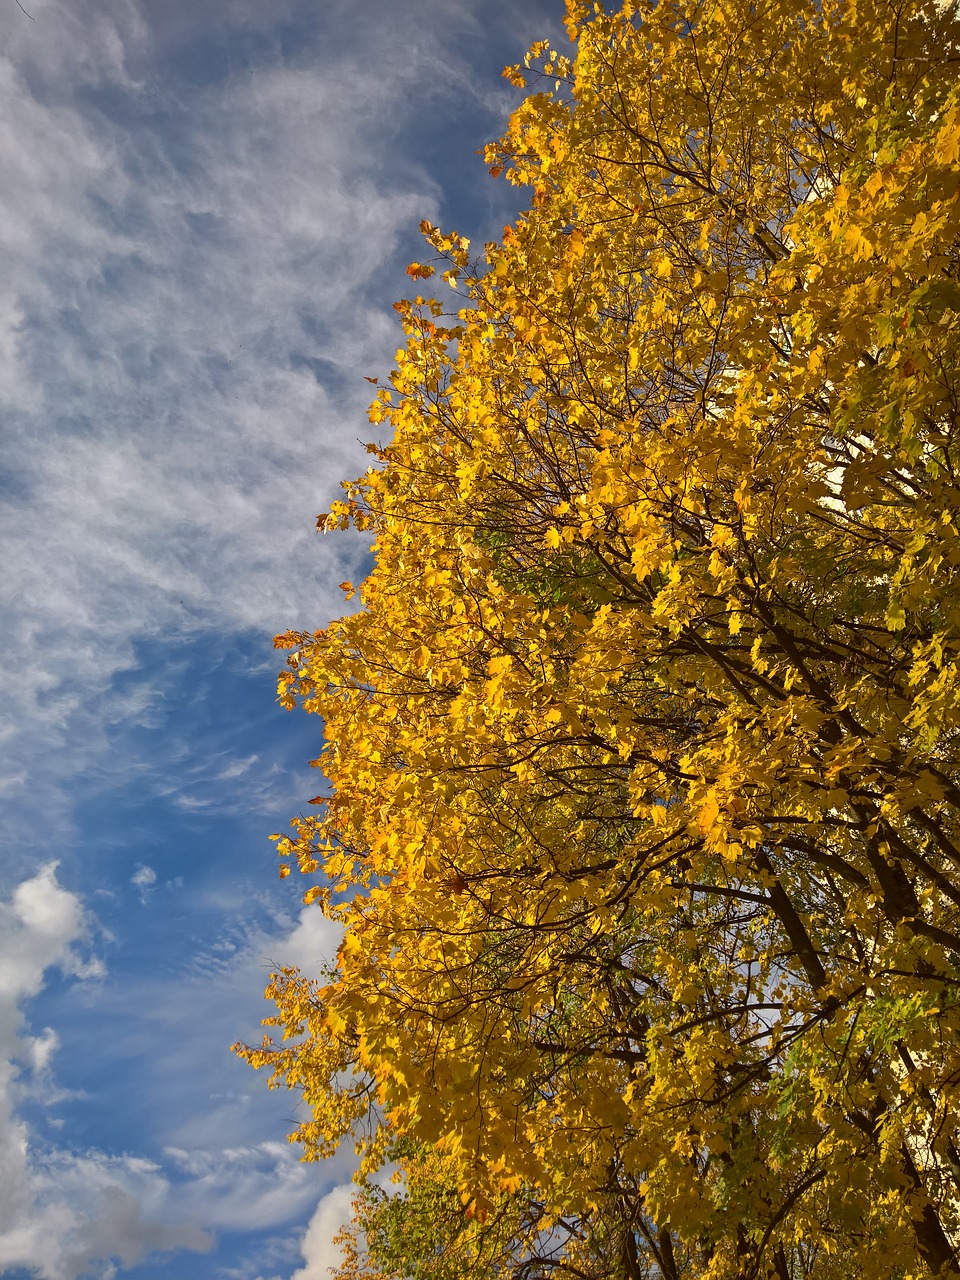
[237, 0, 960, 1275]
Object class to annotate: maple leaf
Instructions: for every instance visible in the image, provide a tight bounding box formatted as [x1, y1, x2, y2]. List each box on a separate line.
[238, 3, 960, 1276]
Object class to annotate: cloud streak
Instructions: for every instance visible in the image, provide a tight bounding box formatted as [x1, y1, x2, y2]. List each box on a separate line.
[0, 0, 450, 864]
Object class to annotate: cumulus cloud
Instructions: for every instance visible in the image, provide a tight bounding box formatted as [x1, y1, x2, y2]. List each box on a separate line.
[0, 866, 351, 1279]
[0, 864, 215, 1280]
[290, 1184, 355, 1280]
[0, 1152, 214, 1280]
[0, 865, 88, 1243]
[272, 906, 343, 978]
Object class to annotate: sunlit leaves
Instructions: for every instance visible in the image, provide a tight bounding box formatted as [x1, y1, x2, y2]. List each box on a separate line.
[237, 1, 960, 1276]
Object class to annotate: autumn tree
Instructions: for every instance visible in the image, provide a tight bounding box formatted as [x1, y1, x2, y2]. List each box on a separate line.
[238, 0, 960, 1275]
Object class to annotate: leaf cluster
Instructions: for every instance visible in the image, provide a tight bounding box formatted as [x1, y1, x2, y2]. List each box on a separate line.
[238, 1, 960, 1276]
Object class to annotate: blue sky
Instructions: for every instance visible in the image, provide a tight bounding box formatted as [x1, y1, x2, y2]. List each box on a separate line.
[0, 2, 561, 1276]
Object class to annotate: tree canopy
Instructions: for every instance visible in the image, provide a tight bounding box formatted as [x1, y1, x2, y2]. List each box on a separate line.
[237, 0, 960, 1275]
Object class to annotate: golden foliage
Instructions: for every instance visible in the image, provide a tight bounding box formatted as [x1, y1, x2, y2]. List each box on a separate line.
[238, 1, 960, 1275]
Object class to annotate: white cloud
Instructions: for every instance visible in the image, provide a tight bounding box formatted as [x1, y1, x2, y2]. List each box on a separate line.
[0, 865, 214, 1280]
[0, 0, 444, 861]
[0, 865, 88, 1245]
[0, 1152, 214, 1280]
[0, 2, 558, 1275]
[0, 879, 351, 1278]
[130, 865, 157, 890]
[271, 906, 343, 978]
[0, 866, 348, 1279]
[24, 1027, 60, 1078]
[291, 1184, 355, 1280]
[218, 755, 259, 781]
[161, 1143, 333, 1236]
[0, 863, 98, 1013]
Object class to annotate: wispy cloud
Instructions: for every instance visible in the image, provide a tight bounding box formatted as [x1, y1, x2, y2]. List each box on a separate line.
[217, 756, 259, 782]
[0, 0, 445, 863]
